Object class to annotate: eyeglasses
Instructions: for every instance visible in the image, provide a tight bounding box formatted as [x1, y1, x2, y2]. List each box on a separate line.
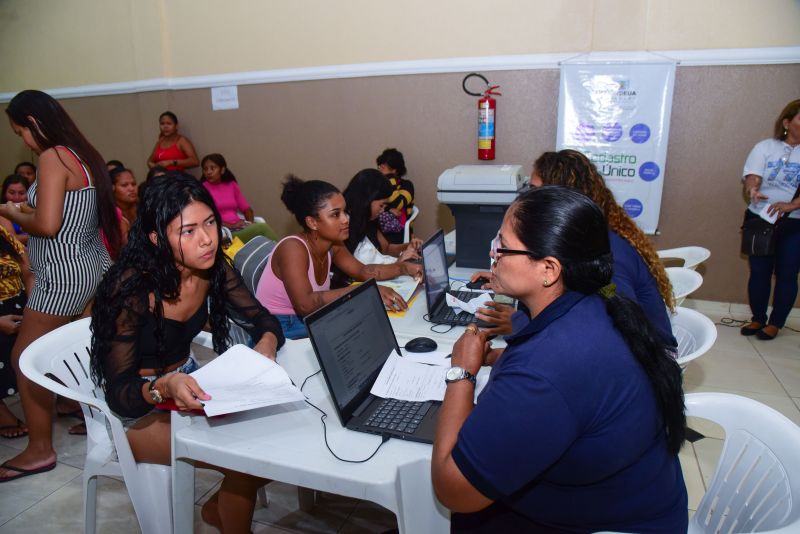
[490, 233, 539, 262]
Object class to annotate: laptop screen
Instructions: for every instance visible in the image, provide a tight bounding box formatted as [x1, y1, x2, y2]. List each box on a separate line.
[422, 229, 449, 311]
[305, 280, 400, 423]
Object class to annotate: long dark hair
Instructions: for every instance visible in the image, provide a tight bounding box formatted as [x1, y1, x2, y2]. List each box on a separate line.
[91, 174, 232, 388]
[200, 153, 237, 183]
[534, 149, 674, 311]
[280, 174, 339, 229]
[6, 90, 121, 256]
[512, 186, 686, 454]
[2, 174, 28, 202]
[342, 169, 393, 253]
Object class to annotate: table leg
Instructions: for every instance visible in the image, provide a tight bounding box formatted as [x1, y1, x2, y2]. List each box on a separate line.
[171, 411, 195, 532]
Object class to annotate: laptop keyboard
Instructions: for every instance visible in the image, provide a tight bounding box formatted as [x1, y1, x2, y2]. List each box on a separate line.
[438, 290, 481, 325]
[364, 398, 433, 434]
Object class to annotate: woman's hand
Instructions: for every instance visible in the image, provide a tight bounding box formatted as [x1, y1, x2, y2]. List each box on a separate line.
[378, 285, 408, 312]
[749, 187, 768, 202]
[451, 326, 490, 375]
[469, 271, 494, 290]
[401, 261, 423, 280]
[475, 302, 514, 335]
[162, 373, 211, 411]
[253, 332, 279, 362]
[0, 315, 22, 335]
[767, 201, 799, 218]
[0, 201, 23, 222]
[397, 246, 420, 263]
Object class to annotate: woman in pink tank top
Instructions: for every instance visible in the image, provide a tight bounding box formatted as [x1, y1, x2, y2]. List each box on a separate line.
[146, 111, 199, 171]
[255, 175, 423, 339]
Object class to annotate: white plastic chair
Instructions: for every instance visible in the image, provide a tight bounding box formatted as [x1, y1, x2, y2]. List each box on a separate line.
[670, 306, 717, 369]
[658, 246, 711, 270]
[403, 205, 419, 243]
[18, 318, 172, 534]
[685, 392, 800, 533]
[667, 267, 704, 306]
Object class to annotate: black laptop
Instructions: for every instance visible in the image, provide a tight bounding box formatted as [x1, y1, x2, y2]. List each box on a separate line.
[304, 279, 441, 444]
[422, 229, 493, 327]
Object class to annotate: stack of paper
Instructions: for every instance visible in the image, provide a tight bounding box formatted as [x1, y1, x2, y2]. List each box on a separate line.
[190, 344, 306, 417]
[371, 351, 490, 404]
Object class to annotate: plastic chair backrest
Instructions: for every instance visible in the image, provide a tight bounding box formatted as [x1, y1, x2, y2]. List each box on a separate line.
[232, 235, 276, 295]
[657, 246, 711, 270]
[19, 318, 123, 458]
[19, 318, 172, 534]
[686, 393, 800, 533]
[403, 205, 420, 243]
[670, 307, 717, 368]
[666, 267, 703, 305]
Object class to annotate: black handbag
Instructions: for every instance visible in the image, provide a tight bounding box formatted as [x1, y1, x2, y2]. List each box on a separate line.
[741, 216, 777, 256]
[741, 182, 800, 256]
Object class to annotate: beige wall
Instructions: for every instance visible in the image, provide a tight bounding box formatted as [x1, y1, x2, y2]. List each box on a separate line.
[1, 0, 799, 92]
[0, 1, 799, 304]
[2, 65, 797, 304]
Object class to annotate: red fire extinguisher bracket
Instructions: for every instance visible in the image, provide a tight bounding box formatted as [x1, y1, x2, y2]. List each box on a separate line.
[463, 73, 501, 160]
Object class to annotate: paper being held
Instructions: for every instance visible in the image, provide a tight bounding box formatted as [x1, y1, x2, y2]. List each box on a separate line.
[758, 201, 779, 224]
[446, 292, 493, 314]
[190, 344, 306, 417]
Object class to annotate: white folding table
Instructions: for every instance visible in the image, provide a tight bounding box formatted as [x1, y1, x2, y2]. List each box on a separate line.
[171, 336, 451, 533]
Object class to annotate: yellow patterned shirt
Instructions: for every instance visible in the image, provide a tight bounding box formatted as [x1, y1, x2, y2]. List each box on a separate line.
[0, 226, 24, 301]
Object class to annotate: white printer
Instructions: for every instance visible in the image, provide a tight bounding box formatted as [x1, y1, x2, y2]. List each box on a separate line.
[437, 164, 527, 205]
[437, 165, 528, 269]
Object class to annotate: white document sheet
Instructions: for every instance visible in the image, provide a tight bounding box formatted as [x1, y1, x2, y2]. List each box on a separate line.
[401, 350, 452, 366]
[445, 292, 493, 314]
[190, 344, 306, 417]
[757, 201, 779, 224]
[371, 351, 490, 403]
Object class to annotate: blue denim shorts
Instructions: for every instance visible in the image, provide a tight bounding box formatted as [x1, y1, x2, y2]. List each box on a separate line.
[276, 314, 309, 339]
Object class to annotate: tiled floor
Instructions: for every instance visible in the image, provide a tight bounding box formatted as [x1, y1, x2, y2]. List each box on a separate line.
[1, 299, 799, 532]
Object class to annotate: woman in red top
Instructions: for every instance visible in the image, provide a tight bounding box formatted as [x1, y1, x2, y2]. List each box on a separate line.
[146, 111, 199, 172]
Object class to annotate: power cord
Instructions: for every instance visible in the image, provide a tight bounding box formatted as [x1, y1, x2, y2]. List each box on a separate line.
[298, 369, 390, 463]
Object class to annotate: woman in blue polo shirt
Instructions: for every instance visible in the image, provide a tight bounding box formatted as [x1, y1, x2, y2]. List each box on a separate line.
[432, 186, 687, 533]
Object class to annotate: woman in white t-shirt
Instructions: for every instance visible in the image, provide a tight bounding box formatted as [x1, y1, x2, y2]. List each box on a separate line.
[740, 99, 800, 340]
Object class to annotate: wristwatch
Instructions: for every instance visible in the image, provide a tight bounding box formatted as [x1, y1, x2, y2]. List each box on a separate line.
[149, 379, 164, 404]
[445, 366, 476, 386]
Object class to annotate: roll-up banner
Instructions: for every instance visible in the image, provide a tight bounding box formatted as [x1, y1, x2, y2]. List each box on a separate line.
[557, 54, 677, 234]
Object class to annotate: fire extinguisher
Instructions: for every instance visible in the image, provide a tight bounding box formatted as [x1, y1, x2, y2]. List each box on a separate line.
[463, 73, 501, 160]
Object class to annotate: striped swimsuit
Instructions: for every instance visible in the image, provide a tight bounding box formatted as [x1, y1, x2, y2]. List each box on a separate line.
[27, 146, 112, 316]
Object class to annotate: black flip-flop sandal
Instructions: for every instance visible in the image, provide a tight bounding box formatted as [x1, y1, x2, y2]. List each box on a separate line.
[0, 460, 57, 483]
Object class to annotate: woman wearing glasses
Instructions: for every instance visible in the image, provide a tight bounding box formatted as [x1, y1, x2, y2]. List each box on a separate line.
[473, 149, 676, 349]
[432, 186, 687, 533]
[740, 99, 800, 340]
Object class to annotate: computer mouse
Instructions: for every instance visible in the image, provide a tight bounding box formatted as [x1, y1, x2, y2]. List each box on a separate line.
[466, 277, 490, 290]
[404, 337, 438, 353]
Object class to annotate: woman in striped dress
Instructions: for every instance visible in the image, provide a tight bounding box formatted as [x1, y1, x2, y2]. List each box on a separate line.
[0, 90, 119, 482]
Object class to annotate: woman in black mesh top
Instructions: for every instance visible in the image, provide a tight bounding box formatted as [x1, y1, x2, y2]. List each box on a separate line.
[90, 174, 284, 533]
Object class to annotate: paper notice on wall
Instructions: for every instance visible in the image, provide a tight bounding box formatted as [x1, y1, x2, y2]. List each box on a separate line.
[211, 86, 239, 111]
